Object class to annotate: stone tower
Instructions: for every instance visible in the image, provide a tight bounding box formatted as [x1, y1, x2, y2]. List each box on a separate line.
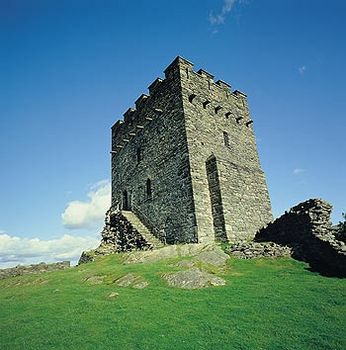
[111, 57, 272, 244]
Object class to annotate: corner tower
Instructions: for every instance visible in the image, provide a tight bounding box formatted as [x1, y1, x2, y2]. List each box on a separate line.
[111, 56, 272, 244]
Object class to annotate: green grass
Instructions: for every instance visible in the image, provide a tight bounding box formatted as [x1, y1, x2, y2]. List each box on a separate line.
[0, 254, 345, 350]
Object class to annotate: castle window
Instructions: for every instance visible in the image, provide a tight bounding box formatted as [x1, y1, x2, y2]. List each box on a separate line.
[203, 100, 210, 109]
[215, 106, 222, 114]
[223, 131, 230, 147]
[189, 94, 196, 103]
[146, 178, 152, 199]
[136, 147, 141, 163]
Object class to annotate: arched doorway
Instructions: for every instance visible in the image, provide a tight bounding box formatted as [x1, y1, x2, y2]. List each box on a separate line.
[206, 154, 227, 242]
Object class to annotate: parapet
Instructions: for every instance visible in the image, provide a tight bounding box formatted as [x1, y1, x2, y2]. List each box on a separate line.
[111, 56, 251, 153]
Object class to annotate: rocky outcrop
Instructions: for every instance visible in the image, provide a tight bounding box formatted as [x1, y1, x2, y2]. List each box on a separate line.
[123, 243, 228, 265]
[163, 268, 226, 289]
[0, 261, 70, 280]
[256, 199, 346, 276]
[78, 209, 153, 264]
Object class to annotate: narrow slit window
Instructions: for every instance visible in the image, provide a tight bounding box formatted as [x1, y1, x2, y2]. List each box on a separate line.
[189, 94, 196, 103]
[223, 131, 230, 147]
[146, 178, 152, 199]
[136, 147, 141, 163]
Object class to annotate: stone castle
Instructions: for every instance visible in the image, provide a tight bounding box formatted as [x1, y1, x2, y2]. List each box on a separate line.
[110, 56, 272, 244]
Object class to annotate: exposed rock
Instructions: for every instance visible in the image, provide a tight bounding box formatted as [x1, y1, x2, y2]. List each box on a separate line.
[124, 243, 226, 265]
[174, 260, 195, 268]
[107, 292, 119, 298]
[163, 268, 226, 289]
[84, 275, 104, 285]
[132, 281, 149, 289]
[195, 249, 229, 266]
[114, 273, 149, 289]
[0, 261, 70, 280]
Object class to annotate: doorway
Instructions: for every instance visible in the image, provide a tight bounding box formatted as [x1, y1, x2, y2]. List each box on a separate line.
[206, 155, 227, 242]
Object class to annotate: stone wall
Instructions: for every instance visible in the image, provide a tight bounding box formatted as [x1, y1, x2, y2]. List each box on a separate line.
[111, 59, 197, 243]
[111, 56, 272, 244]
[256, 199, 346, 276]
[79, 209, 153, 264]
[179, 58, 272, 242]
[0, 261, 70, 280]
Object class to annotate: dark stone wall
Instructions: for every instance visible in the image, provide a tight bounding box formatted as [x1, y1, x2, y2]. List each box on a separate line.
[79, 210, 153, 264]
[256, 199, 346, 276]
[111, 59, 197, 243]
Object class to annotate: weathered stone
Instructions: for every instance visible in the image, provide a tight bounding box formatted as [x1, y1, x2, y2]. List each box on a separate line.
[174, 260, 195, 268]
[124, 243, 225, 265]
[163, 268, 226, 289]
[107, 292, 119, 298]
[195, 249, 229, 266]
[78, 210, 153, 264]
[132, 281, 149, 289]
[256, 199, 346, 277]
[110, 56, 272, 246]
[85, 275, 104, 285]
[0, 261, 70, 280]
[227, 242, 292, 259]
[114, 273, 148, 288]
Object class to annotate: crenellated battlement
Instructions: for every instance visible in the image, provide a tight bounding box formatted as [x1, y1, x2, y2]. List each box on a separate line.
[110, 56, 272, 245]
[111, 56, 253, 155]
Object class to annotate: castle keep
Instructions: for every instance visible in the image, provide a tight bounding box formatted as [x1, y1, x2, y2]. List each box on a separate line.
[111, 57, 272, 244]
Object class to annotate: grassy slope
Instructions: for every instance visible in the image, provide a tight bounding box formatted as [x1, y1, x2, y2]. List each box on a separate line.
[0, 254, 345, 350]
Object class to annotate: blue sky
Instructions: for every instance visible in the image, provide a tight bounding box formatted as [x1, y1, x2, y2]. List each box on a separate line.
[1, 0, 345, 266]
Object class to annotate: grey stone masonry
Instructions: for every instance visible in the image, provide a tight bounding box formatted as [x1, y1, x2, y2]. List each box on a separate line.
[256, 199, 346, 276]
[111, 56, 273, 244]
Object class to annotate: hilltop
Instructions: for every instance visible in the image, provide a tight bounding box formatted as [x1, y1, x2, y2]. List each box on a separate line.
[0, 244, 345, 350]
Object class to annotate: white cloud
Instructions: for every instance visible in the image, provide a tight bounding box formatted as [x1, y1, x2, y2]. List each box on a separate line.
[293, 168, 306, 175]
[298, 65, 306, 74]
[61, 180, 111, 229]
[0, 233, 99, 268]
[209, 0, 239, 26]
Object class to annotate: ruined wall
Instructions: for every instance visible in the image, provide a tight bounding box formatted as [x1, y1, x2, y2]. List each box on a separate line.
[256, 199, 346, 276]
[178, 58, 272, 242]
[111, 60, 197, 243]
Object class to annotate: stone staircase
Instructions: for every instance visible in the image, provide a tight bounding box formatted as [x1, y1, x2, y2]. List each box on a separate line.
[122, 210, 164, 249]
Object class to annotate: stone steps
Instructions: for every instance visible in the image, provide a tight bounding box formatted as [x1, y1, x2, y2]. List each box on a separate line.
[122, 211, 164, 249]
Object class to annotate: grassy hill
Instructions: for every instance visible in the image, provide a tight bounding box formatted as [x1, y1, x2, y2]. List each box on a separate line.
[0, 252, 345, 350]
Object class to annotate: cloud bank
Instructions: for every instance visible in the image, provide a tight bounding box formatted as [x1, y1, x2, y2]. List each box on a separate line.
[0, 233, 99, 268]
[62, 180, 111, 229]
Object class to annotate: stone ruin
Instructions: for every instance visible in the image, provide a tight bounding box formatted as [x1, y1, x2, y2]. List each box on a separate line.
[255, 198, 346, 277]
[79, 198, 345, 277]
[78, 209, 153, 264]
[228, 198, 345, 276]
